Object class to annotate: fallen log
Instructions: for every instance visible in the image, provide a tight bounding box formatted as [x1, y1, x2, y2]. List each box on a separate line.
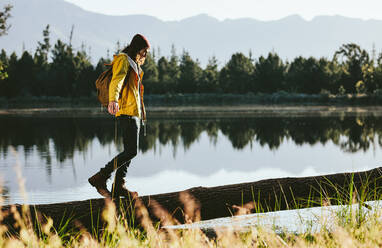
[2, 167, 382, 234]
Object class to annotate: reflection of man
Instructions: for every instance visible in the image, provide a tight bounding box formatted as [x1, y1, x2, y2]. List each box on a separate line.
[88, 34, 150, 199]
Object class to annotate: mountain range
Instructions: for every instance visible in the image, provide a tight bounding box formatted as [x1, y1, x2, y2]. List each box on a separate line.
[2, 0, 382, 66]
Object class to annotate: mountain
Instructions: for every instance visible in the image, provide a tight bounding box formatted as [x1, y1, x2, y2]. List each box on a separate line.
[2, 0, 382, 66]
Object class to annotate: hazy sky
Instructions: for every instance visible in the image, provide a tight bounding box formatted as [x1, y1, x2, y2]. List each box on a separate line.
[64, 0, 382, 21]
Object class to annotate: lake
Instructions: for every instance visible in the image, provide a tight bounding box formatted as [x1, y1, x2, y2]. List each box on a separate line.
[1, 106, 382, 205]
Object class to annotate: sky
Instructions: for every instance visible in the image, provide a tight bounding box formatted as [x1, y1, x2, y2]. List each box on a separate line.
[64, 0, 382, 21]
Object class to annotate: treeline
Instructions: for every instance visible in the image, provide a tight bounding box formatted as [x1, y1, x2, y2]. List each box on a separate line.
[2, 25, 382, 98]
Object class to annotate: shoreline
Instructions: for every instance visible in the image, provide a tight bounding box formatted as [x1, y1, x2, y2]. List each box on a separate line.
[1, 105, 382, 118]
[1, 92, 382, 109]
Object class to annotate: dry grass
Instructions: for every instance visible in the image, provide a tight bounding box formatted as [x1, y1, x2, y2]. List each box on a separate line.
[3, 147, 382, 247]
[0, 190, 382, 247]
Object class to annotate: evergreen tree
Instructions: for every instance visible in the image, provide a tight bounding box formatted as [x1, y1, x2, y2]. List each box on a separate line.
[35, 25, 51, 65]
[253, 53, 286, 93]
[141, 53, 159, 93]
[73, 45, 94, 97]
[115, 41, 122, 54]
[157, 56, 173, 93]
[95, 57, 111, 74]
[324, 58, 342, 94]
[219, 53, 254, 93]
[178, 51, 202, 93]
[200, 56, 220, 92]
[286, 56, 332, 94]
[50, 39, 76, 96]
[168, 45, 181, 89]
[33, 25, 51, 96]
[4, 51, 35, 97]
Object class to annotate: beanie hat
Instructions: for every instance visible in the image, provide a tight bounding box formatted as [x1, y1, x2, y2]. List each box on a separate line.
[127, 34, 150, 59]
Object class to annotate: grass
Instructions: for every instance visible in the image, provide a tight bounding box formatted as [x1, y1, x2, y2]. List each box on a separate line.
[2, 199, 382, 247]
[1, 175, 382, 247]
[3, 147, 382, 247]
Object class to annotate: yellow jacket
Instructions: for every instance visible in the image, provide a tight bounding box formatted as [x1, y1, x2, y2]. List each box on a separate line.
[109, 53, 146, 120]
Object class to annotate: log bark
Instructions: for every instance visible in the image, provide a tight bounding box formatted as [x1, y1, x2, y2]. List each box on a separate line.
[2, 167, 382, 233]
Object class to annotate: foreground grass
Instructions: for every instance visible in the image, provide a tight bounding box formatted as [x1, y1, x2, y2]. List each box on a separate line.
[1, 196, 382, 248]
[3, 151, 382, 247]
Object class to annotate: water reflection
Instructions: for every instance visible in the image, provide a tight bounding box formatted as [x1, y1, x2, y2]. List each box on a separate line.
[0, 113, 381, 204]
[0, 115, 381, 162]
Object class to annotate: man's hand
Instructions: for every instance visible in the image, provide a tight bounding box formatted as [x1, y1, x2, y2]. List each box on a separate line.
[108, 101, 119, 115]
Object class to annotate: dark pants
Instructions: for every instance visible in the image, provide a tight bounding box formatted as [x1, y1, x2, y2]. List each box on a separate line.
[100, 115, 140, 184]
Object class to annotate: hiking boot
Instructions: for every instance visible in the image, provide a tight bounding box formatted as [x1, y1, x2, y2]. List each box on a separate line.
[111, 180, 138, 199]
[88, 172, 111, 198]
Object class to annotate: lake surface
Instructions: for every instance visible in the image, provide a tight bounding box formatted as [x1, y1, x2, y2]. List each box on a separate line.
[1, 106, 382, 205]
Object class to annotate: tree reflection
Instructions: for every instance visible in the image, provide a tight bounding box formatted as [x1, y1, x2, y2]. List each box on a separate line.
[0, 185, 9, 203]
[1, 115, 382, 166]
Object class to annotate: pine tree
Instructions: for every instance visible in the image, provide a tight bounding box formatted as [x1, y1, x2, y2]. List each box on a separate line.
[178, 50, 202, 93]
[35, 25, 51, 65]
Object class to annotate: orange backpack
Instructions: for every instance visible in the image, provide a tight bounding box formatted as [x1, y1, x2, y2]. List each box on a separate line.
[95, 64, 130, 107]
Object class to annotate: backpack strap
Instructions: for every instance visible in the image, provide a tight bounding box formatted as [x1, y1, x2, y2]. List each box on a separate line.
[118, 65, 132, 99]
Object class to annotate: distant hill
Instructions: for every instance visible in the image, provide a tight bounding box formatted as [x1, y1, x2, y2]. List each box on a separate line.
[2, 0, 382, 66]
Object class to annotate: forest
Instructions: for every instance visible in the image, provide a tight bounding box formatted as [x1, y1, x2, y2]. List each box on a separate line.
[2, 24, 382, 99]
